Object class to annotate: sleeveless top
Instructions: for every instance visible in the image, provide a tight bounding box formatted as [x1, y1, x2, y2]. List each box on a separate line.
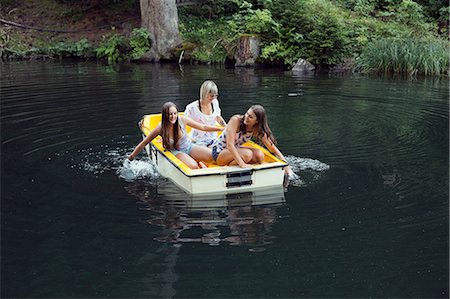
[168, 118, 192, 151]
[211, 129, 252, 154]
[184, 99, 221, 145]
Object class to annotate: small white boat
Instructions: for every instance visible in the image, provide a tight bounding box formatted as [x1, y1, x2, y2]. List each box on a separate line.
[139, 113, 288, 195]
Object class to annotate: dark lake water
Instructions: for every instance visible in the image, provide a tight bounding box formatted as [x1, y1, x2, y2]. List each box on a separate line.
[1, 61, 448, 298]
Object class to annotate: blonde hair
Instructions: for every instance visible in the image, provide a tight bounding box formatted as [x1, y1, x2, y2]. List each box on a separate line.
[199, 80, 218, 101]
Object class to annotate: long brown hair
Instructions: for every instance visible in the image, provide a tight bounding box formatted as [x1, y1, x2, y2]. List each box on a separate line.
[240, 105, 277, 145]
[161, 102, 179, 150]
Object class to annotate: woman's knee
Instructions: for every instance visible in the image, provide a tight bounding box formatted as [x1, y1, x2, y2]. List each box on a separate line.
[241, 149, 253, 163]
[252, 149, 264, 163]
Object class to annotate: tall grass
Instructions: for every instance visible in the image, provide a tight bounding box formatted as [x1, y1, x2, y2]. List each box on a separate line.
[357, 37, 449, 76]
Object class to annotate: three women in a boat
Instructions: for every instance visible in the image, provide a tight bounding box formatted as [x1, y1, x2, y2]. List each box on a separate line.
[128, 102, 223, 169]
[210, 104, 291, 175]
[184, 80, 226, 146]
[128, 96, 290, 173]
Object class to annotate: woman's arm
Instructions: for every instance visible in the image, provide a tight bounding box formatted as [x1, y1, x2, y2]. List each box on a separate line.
[181, 116, 224, 132]
[213, 99, 226, 126]
[262, 134, 286, 162]
[216, 115, 227, 127]
[128, 124, 161, 161]
[262, 134, 292, 174]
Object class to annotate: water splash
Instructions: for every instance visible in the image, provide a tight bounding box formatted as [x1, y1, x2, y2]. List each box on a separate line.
[77, 146, 127, 174]
[117, 158, 159, 182]
[288, 156, 330, 171]
[76, 146, 328, 186]
[285, 155, 330, 187]
[72, 144, 158, 181]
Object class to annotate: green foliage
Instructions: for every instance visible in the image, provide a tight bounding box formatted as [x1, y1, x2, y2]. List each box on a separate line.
[410, 0, 447, 19]
[46, 38, 92, 58]
[260, 0, 442, 67]
[301, 0, 353, 65]
[3, 0, 447, 75]
[396, 0, 426, 23]
[436, 6, 449, 36]
[259, 0, 353, 67]
[95, 28, 151, 63]
[129, 28, 151, 59]
[244, 9, 276, 34]
[376, 0, 432, 32]
[345, 0, 378, 16]
[96, 33, 129, 63]
[0, 29, 28, 60]
[179, 17, 237, 63]
[356, 37, 449, 75]
[179, 0, 445, 69]
[0, 28, 94, 60]
[438, 6, 450, 23]
[226, 1, 278, 34]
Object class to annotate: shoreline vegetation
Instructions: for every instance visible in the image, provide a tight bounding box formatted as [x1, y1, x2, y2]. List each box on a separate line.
[0, 0, 448, 76]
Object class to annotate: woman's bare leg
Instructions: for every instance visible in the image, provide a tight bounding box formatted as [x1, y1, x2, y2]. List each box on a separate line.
[216, 148, 253, 166]
[189, 145, 214, 163]
[245, 147, 264, 163]
[175, 152, 199, 169]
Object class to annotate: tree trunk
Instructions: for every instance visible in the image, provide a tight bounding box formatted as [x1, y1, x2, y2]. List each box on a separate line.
[234, 35, 260, 67]
[140, 0, 181, 62]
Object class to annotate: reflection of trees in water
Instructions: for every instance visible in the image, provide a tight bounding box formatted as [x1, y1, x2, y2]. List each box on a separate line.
[125, 181, 286, 248]
[234, 67, 260, 88]
[225, 205, 278, 246]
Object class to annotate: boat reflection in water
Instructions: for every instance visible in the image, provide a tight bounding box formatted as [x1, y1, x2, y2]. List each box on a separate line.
[126, 181, 287, 248]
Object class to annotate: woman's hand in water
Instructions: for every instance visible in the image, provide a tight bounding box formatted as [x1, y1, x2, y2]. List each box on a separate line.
[284, 165, 292, 175]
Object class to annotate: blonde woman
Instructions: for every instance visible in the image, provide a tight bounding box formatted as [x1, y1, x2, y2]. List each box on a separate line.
[184, 80, 226, 146]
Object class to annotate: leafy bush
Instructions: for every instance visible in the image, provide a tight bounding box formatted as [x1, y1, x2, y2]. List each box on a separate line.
[243, 8, 278, 34]
[46, 38, 92, 58]
[96, 33, 129, 63]
[179, 17, 237, 63]
[95, 28, 151, 62]
[261, 0, 353, 67]
[129, 28, 151, 59]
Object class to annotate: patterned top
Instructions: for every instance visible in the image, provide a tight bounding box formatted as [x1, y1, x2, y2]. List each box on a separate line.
[184, 99, 221, 146]
[211, 129, 252, 155]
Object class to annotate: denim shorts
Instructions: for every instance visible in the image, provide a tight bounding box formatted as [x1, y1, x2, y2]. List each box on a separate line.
[193, 139, 214, 146]
[211, 145, 220, 161]
[171, 143, 194, 156]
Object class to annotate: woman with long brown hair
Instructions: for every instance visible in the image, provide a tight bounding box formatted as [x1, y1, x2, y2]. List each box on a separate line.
[128, 102, 223, 169]
[211, 104, 291, 174]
